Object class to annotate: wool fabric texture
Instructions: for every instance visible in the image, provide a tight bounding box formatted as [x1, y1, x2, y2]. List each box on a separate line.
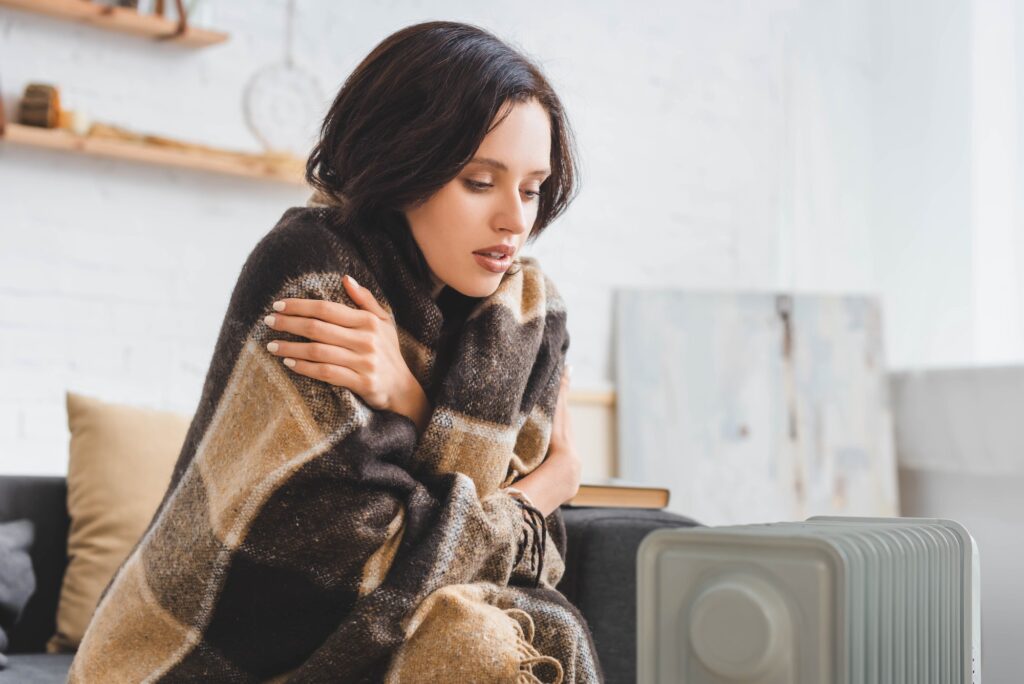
[69, 202, 603, 683]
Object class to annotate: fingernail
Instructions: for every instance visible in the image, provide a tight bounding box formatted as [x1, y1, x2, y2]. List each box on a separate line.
[266, 342, 279, 353]
[272, 301, 286, 312]
[346, 274, 359, 288]
[263, 315, 275, 327]
[283, 358, 296, 368]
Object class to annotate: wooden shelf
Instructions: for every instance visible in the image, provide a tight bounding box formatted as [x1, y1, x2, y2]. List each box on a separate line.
[2, 123, 307, 185]
[0, 0, 228, 47]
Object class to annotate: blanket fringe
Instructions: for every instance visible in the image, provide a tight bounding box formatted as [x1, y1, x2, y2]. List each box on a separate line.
[506, 607, 564, 684]
[517, 651, 564, 683]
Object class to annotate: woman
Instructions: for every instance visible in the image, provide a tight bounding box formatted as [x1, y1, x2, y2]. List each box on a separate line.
[71, 20, 600, 683]
[269, 27, 583, 520]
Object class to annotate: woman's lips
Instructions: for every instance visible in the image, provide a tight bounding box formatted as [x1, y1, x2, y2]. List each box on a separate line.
[473, 252, 512, 273]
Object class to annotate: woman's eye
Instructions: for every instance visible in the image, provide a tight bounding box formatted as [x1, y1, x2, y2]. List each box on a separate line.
[465, 179, 492, 191]
[464, 179, 540, 200]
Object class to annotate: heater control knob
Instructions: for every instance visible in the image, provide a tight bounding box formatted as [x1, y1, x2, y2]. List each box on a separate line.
[688, 574, 791, 679]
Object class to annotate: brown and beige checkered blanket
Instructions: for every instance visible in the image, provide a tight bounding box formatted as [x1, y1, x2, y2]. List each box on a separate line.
[69, 206, 602, 683]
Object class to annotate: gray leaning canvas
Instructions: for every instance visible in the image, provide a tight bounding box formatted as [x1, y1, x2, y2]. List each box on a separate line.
[615, 291, 898, 525]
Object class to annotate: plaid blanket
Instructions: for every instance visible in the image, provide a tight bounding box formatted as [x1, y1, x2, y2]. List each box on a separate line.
[70, 206, 602, 683]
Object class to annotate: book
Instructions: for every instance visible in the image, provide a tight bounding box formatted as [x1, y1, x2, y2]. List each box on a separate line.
[565, 480, 670, 509]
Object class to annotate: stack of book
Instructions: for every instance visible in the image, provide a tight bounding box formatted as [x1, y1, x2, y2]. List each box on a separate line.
[565, 480, 669, 509]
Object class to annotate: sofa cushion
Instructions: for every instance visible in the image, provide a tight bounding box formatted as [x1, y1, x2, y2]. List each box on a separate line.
[0, 478, 68, 654]
[0, 519, 37, 661]
[48, 392, 188, 653]
[558, 506, 700, 684]
[0, 653, 73, 683]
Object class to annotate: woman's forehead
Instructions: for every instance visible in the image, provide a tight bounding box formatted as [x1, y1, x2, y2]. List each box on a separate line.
[475, 101, 552, 174]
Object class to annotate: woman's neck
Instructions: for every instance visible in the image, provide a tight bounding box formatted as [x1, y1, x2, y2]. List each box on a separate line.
[429, 272, 446, 301]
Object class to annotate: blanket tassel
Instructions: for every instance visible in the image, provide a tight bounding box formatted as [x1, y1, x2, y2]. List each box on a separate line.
[506, 607, 564, 684]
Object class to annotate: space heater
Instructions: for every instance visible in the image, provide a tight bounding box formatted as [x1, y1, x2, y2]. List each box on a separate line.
[637, 517, 980, 683]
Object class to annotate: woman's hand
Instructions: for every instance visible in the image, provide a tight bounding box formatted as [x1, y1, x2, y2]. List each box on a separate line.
[546, 366, 581, 490]
[262, 274, 432, 433]
[505, 366, 581, 516]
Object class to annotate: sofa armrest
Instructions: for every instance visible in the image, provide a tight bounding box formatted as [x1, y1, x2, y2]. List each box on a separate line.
[0, 476, 70, 654]
[557, 506, 700, 683]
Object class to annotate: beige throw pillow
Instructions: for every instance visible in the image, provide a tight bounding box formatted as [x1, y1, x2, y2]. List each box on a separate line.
[47, 391, 190, 653]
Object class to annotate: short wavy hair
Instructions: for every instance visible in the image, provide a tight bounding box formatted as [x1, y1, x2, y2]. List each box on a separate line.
[305, 21, 580, 282]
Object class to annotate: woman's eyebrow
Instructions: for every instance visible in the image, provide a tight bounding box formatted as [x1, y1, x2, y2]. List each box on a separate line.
[469, 157, 551, 177]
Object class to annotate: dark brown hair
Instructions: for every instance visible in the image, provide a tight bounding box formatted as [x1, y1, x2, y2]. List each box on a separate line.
[305, 21, 579, 282]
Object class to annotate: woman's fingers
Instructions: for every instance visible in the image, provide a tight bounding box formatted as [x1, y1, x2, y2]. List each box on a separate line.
[550, 365, 572, 440]
[343, 274, 392, 320]
[264, 313, 371, 351]
[270, 297, 373, 329]
[262, 281, 403, 410]
[266, 276, 390, 342]
[278, 357, 365, 391]
[557, 365, 571, 406]
[266, 340, 368, 372]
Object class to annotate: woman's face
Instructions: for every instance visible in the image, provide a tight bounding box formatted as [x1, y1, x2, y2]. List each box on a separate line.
[404, 98, 552, 298]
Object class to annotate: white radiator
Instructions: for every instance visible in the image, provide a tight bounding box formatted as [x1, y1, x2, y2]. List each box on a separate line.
[637, 517, 980, 683]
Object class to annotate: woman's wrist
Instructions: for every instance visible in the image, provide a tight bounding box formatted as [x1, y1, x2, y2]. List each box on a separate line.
[391, 373, 432, 435]
[507, 448, 580, 517]
[553, 445, 582, 500]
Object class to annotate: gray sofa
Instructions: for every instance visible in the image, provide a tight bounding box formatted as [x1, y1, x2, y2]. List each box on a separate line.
[0, 475, 698, 683]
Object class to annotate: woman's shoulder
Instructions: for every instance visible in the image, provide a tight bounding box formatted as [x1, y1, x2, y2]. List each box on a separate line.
[241, 206, 364, 271]
[258, 205, 351, 252]
[229, 206, 361, 304]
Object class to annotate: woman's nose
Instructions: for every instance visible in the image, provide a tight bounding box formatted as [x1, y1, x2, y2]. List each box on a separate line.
[497, 189, 530, 235]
